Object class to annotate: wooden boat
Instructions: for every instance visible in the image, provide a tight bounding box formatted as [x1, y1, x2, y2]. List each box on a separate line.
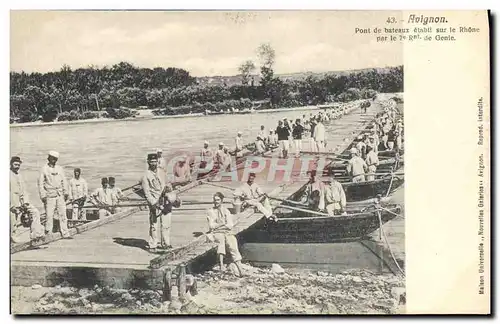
[324, 156, 404, 182]
[289, 174, 404, 203]
[240, 203, 402, 244]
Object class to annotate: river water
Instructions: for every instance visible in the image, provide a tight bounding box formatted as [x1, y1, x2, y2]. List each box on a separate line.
[10, 110, 315, 209]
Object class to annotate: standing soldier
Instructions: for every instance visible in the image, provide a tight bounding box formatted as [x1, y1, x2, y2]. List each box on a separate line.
[215, 142, 225, 168]
[234, 131, 244, 158]
[38, 151, 71, 238]
[257, 125, 266, 141]
[292, 119, 305, 157]
[365, 146, 380, 181]
[68, 168, 88, 220]
[314, 117, 326, 153]
[200, 141, 213, 169]
[347, 148, 368, 183]
[356, 135, 367, 159]
[10, 156, 44, 243]
[142, 153, 176, 253]
[276, 120, 290, 158]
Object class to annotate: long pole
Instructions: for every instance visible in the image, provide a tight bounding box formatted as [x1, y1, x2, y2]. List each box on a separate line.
[94, 94, 100, 111]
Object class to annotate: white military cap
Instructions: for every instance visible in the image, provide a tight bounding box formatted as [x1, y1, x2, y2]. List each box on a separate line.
[237, 131, 242, 135]
[350, 148, 358, 154]
[219, 142, 224, 146]
[204, 140, 209, 145]
[48, 150, 60, 158]
[156, 148, 163, 153]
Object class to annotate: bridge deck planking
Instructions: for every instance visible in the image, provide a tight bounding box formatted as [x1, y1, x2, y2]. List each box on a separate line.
[12, 103, 384, 278]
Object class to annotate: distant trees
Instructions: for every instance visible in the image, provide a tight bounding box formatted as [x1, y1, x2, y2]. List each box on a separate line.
[10, 62, 196, 122]
[238, 60, 256, 86]
[10, 59, 404, 123]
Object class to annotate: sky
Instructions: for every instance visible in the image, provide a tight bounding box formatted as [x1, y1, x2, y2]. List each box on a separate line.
[10, 11, 403, 77]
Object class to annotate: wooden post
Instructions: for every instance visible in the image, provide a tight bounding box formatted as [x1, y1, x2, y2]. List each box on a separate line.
[162, 268, 172, 302]
[376, 209, 383, 241]
[94, 94, 100, 111]
[177, 265, 187, 301]
[189, 277, 198, 296]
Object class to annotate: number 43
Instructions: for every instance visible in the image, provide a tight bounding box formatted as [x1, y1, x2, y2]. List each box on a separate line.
[387, 17, 396, 23]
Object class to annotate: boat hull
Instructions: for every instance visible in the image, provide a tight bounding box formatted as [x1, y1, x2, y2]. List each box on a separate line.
[241, 204, 401, 243]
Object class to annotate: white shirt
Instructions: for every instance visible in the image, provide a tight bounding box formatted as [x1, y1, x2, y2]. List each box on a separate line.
[38, 164, 68, 199]
[141, 169, 165, 206]
[234, 182, 264, 200]
[365, 151, 379, 167]
[314, 123, 326, 142]
[10, 170, 29, 207]
[235, 136, 244, 150]
[109, 187, 123, 206]
[69, 177, 88, 201]
[347, 156, 367, 177]
[356, 141, 366, 152]
[91, 187, 113, 206]
[325, 180, 346, 208]
[206, 206, 234, 232]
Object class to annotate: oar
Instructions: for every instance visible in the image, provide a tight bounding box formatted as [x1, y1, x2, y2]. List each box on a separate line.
[276, 204, 330, 217]
[204, 182, 307, 207]
[266, 196, 308, 207]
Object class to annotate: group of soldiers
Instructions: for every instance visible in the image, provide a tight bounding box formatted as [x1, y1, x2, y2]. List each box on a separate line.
[142, 151, 275, 272]
[10, 151, 125, 243]
[199, 105, 356, 165]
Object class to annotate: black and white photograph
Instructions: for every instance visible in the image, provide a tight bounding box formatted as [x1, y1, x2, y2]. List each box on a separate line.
[9, 9, 488, 315]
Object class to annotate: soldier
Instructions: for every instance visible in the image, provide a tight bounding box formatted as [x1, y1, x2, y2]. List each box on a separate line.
[206, 192, 243, 276]
[68, 168, 88, 220]
[142, 153, 178, 253]
[325, 175, 347, 216]
[90, 177, 113, 218]
[108, 177, 124, 213]
[233, 173, 276, 221]
[38, 151, 71, 238]
[347, 148, 368, 183]
[10, 156, 44, 243]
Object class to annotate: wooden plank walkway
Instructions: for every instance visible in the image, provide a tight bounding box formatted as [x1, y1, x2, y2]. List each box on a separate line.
[11, 100, 387, 289]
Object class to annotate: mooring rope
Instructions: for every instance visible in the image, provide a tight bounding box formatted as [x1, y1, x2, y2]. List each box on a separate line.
[376, 209, 406, 278]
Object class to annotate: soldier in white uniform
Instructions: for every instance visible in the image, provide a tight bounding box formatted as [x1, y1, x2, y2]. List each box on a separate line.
[206, 192, 243, 276]
[10, 156, 44, 243]
[90, 177, 113, 218]
[235, 131, 244, 158]
[347, 148, 368, 183]
[233, 173, 276, 221]
[68, 168, 88, 220]
[325, 175, 347, 216]
[365, 146, 380, 181]
[38, 151, 70, 238]
[142, 153, 179, 252]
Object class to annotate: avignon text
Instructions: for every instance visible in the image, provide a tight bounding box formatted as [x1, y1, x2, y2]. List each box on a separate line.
[408, 14, 447, 25]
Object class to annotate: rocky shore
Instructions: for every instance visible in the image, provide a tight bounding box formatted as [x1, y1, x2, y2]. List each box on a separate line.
[11, 264, 405, 315]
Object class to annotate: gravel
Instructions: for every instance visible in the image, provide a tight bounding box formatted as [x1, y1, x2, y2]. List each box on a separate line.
[13, 264, 405, 314]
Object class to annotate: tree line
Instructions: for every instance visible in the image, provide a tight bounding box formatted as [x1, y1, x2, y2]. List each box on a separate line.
[10, 44, 403, 123]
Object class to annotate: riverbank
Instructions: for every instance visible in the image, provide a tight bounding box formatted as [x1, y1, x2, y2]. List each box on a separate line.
[9, 105, 324, 129]
[11, 264, 405, 315]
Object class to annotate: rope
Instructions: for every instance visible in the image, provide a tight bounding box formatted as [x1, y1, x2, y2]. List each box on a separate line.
[378, 211, 405, 278]
[378, 206, 405, 219]
[385, 167, 395, 197]
[376, 209, 406, 278]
